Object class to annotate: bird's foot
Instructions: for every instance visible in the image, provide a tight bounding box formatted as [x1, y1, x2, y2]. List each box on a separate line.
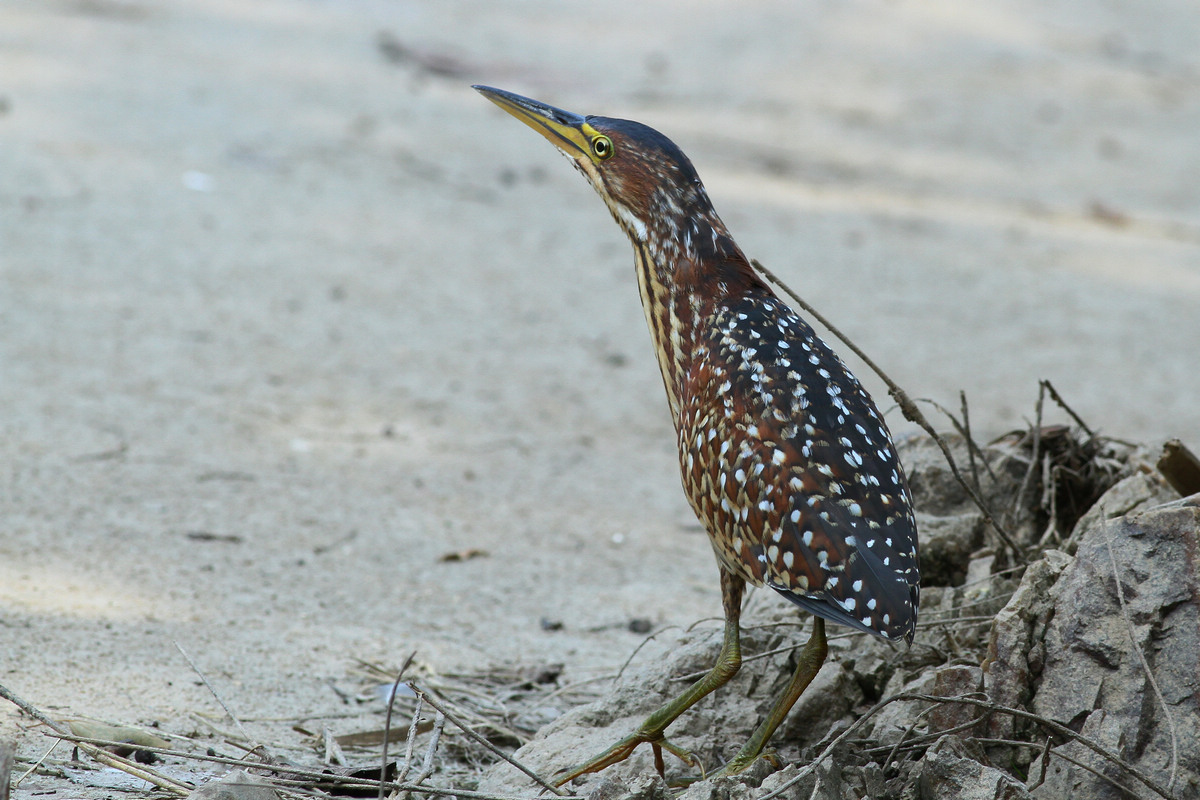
[703, 748, 781, 782]
[554, 732, 700, 786]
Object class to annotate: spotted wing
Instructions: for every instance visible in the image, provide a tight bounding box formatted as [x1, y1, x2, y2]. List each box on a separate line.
[679, 291, 919, 642]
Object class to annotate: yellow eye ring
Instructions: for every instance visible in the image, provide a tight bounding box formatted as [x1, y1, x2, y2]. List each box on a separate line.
[591, 135, 614, 160]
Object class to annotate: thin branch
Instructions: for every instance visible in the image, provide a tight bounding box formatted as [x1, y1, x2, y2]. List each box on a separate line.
[750, 259, 1026, 564]
[1038, 452, 1060, 546]
[972, 737, 1143, 799]
[412, 710, 447, 786]
[397, 695, 425, 785]
[1029, 736, 1052, 791]
[14, 738, 62, 788]
[1011, 383, 1047, 533]
[895, 694, 1176, 800]
[757, 688, 909, 800]
[174, 641, 264, 757]
[759, 691, 1177, 800]
[917, 396, 997, 485]
[379, 652, 417, 800]
[960, 390, 981, 492]
[858, 711, 987, 758]
[47, 734, 583, 800]
[0, 683, 191, 796]
[615, 626, 681, 682]
[1041, 379, 1095, 438]
[407, 683, 567, 797]
[538, 673, 615, 705]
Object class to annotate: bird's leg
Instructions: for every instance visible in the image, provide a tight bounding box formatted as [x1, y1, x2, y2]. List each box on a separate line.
[712, 616, 827, 778]
[555, 570, 746, 785]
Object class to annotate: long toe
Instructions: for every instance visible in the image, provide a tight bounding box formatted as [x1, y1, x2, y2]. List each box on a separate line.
[555, 733, 700, 786]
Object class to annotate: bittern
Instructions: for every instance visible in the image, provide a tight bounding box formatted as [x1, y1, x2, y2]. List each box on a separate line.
[475, 85, 920, 783]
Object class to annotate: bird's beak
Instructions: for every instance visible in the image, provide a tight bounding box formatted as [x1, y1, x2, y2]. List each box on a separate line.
[473, 85, 593, 160]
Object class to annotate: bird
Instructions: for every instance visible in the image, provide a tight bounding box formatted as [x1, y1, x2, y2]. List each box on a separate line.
[474, 85, 920, 783]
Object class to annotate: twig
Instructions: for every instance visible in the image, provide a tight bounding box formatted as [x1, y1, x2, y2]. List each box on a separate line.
[0, 683, 191, 796]
[397, 695, 425, 785]
[1011, 383, 1047, 533]
[174, 641, 264, 756]
[960, 391, 980, 492]
[407, 683, 567, 796]
[615, 626, 681, 682]
[916, 615, 1004, 630]
[750, 258, 1026, 564]
[916, 397, 1001, 487]
[758, 691, 1177, 800]
[14, 738, 61, 788]
[859, 712, 987, 759]
[895, 694, 1175, 800]
[1029, 736, 1052, 791]
[538, 673, 615, 705]
[973, 737, 1143, 799]
[1102, 514, 1179, 792]
[380, 652, 417, 800]
[880, 708, 931, 771]
[922, 591, 1020, 618]
[1041, 379, 1095, 438]
[412, 711, 447, 786]
[413, 675, 527, 744]
[1038, 452, 1060, 546]
[49, 734, 584, 800]
[757, 689, 906, 800]
[881, 691, 988, 770]
[913, 397, 1001, 489]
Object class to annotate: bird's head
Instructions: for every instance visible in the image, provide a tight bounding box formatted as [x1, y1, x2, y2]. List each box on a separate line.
[474, 85, 715, 249]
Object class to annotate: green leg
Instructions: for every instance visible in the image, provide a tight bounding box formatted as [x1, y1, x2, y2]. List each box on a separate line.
[556, 570, 746, 785]
[713, 616, 827, 777]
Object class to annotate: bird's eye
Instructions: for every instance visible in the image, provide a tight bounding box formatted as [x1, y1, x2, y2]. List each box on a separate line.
[591, 135, 614, 160]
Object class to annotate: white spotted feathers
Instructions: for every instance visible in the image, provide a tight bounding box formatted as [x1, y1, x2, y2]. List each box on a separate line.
[677, 294, 919, 642]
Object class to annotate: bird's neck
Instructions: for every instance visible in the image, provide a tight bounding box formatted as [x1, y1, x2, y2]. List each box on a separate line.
[628, 214, 770, 426]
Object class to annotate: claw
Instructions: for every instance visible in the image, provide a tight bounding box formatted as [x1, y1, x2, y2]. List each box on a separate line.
[554, 732, 699, 786]
[705, 747, 780, 781]
[553, 571, 748, 787]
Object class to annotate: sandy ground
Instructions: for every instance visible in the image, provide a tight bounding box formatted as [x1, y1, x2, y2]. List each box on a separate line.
[2, 0, 1198, 791]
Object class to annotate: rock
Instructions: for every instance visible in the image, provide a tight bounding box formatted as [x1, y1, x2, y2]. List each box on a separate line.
[580, 773, 667, 800]
[916, 513, 986, 587]
[1063, 470, 1178, 553]
[186, 770, 279, 800]
[982, 549, 1073, 740]
[898, 434, 1033, 586]
[1026, 710, 1125, 799]
[918, 735, 1031, 799]
[777, 661, 862, 750]
[748, 764, 816, 800]
[1029, 498, 1200, 799]
[926, 665, 983, 733]
[865, 664, 983, 753]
